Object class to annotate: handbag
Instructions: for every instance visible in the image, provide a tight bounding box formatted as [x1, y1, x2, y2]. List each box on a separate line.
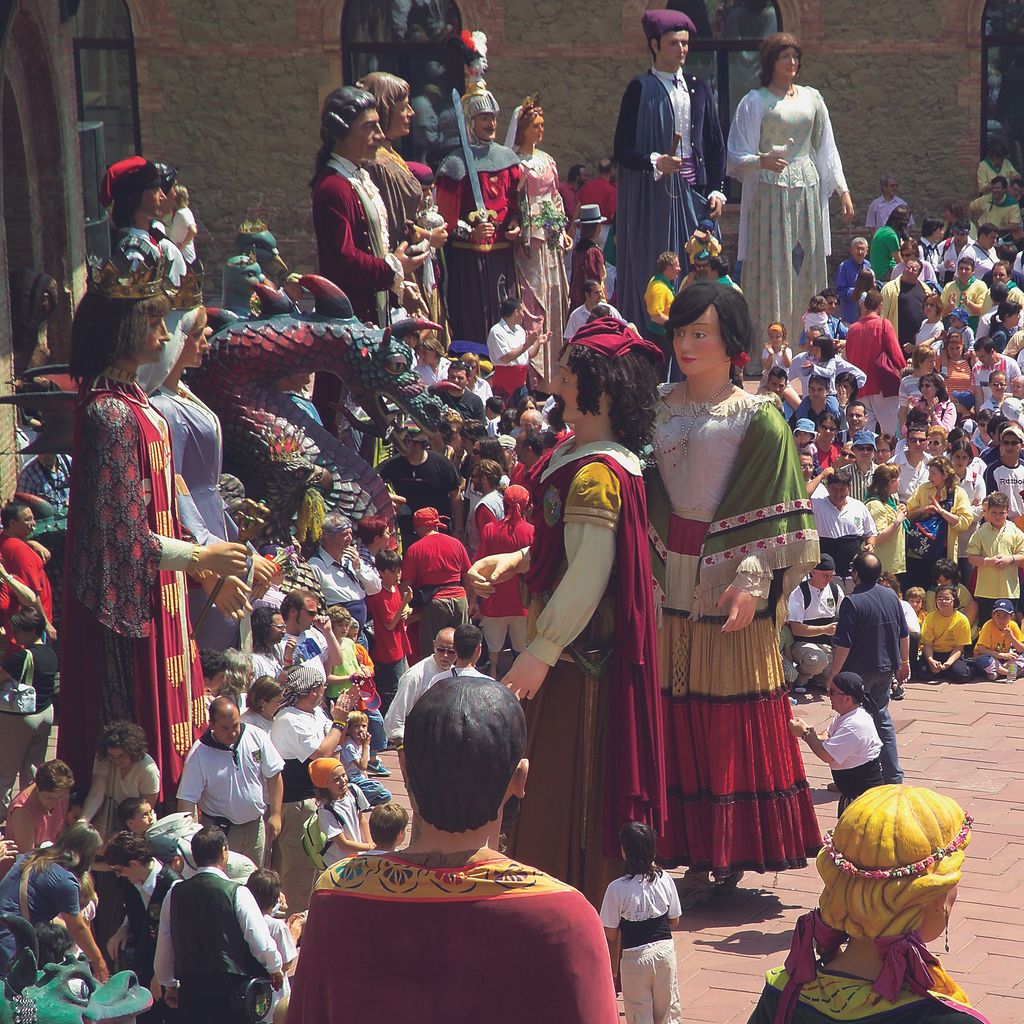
[876, 349, 905, 398]
[906, 496, 951, 561]
[0, 649, 35, 714]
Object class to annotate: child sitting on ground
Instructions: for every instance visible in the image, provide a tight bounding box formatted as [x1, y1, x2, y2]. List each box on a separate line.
[309, 756, 373, 867]
[246, 868, 297, 1018]
[367, 801, 409, 855]
[920, 584, 982, 683]
[342, 711, 393, 807]
[974, 598, 1024, 679]
[902, 585, 926, 689]
[600, 822, 682, 1023]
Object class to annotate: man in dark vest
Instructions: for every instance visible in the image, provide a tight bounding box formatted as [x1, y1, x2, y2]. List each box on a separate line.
[154, 826, 283, 1023]
[104, 831, 181, 1022]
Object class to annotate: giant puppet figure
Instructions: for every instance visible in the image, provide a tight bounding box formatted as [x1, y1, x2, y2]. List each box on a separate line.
[468, 318, 666, 909]
[310, 85, 427, 431]
[57, 235, 250, 795]
[435, 33, 522, 344]
[612, 9, 726, 344]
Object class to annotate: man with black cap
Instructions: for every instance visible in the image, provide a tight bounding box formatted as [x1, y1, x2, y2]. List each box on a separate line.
[287, 678, 619, 1024]
[786, 554, 844, 692]
[613, 9, 726, 336]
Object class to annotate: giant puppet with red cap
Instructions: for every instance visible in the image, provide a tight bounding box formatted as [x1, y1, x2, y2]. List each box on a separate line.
[467, 316, 667, 908]
[612, 8, 727, 347]
[100, 156, 186, 287]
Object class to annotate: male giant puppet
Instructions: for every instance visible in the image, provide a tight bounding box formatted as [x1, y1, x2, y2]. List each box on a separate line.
[435, 80, 521, 343]
[612, 9, 727, 344]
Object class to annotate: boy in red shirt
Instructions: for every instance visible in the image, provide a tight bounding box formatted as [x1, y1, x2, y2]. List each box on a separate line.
[365, 549, 413, 714]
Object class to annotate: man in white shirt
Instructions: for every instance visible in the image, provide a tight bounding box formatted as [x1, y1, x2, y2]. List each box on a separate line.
[893, 425, 931, 502]
[811, 470, 876, 584]
[564, 279, 624, 341]
[384, 627, 457, 744]
[427, 624, 496, 687]
[786, 555, 845, 690]
[306, 514, 381, 638]
[177, 697, 284, 867]
[486, 297, 543, 399]
[154, 826, 283, 1022]
[275, 589, 344, 682]
[864, 175, 913, 232]
[964, 223, 999, 277]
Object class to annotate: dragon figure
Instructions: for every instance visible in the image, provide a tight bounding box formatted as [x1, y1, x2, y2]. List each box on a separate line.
[0, 913, 152, 1023]
[190, 274, 446, 544]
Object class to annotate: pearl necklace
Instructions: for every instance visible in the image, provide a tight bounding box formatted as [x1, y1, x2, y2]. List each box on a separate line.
[656, 381, 735, 459]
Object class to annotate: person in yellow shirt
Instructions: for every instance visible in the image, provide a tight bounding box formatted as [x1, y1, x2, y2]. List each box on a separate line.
[977, 140, 1017, 196]
[974, 599, 1024, 679]
[643, 251, 680, 346]
[919, 585, 975, 682]
[969, 175, 1021, 231]
[941, 257, 989, 331]
[967, 491, 1024, 623]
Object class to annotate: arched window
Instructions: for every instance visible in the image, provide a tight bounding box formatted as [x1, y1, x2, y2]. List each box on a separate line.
[341, 0, 464, 164]
[72, 0, 141, 163]
[666, 1, 781, 126]
[982, 2, 1024, 167]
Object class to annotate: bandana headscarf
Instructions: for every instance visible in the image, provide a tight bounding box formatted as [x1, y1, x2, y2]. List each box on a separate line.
[502, 484, 530, 527]
[279, 662, 326, 710]
[308, 757, 343, 788]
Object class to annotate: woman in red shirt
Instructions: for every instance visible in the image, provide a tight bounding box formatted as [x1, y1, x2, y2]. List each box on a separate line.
[813, 412, 844, 469]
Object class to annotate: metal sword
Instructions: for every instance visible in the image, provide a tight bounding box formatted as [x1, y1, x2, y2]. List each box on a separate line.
[451, 87, 497, 226]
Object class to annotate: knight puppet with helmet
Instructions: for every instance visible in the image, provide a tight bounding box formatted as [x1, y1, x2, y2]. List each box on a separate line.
[435, 31, 522, 343]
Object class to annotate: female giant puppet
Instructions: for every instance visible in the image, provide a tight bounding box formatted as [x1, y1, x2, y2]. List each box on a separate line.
[648, 283, 821, 907]
[752, 785, 989, 1023]
[469, 317, 666, 907]
[58, 236, 250, 795]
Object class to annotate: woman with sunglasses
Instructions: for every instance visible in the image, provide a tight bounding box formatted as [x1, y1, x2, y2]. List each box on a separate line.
[788, 671, 883, 813]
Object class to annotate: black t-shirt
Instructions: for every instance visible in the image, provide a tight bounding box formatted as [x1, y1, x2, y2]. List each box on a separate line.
[2, 642, 58, 715]
[379, 452, 461, 519]
[438, 388, 485, 423]
[897, 280, 926, 348]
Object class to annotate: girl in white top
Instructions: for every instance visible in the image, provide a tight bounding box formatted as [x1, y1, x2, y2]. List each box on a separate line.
[759, 321, 793, 383]
[915, 292, 945, 349]
[169, 184, 198, 264]
[600, 822, 682, 1024]
[310, 756, 373, 867]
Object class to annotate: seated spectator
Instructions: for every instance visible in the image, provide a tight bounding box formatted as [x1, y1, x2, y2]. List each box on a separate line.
[901, 585, 926, 684]
[893, 422, 930, 502]
[788, 671, 883, 813]
[246, 868, 298, 1019]
[368, 801, 409, 854]
[978, 140, 1017, 196]
[967, 491, 1024, 624]
[287, 678, 619, 1024]
[340, 710, 392, 808]
[177, 696, 284, 866]
[0, 608, 58, 821]
[80, 721, 160, 839]
[910, 373, 956, 431]
[241, 675, 284, 733]
[920, 585, 984, 682]
[0, 821, 107, 978]
[786, 555, 844, 692]
[812, 412, 846, 470]
[383, 627, 458, 745]
[365, 549, 413, 713]
[412, 332, 451, 388]
[461, 352, 493, 405]
[7, 757, 74, 854]
[308, 756, 373, 866]
[974, 598, 1024, 679]
[923, 559, 978, 634]
[971, 173, 1020, 231]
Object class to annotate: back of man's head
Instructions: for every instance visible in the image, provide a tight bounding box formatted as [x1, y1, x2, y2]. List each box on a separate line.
[405, 678, 526, 833]
[191, 825, 228, 868]
[453, 623, 483, 662]
[852, 551, 882, 586]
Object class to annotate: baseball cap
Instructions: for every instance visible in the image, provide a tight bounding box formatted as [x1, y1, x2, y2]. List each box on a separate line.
[1001, 423, 1024, 442]
[993, 599, 1015, 614]
[794, 418, 816, 434]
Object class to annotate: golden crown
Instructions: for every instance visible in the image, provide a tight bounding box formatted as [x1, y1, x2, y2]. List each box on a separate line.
[238, 218, 269, 235]
[87, 236, 173, 301]
[171, 259, 204, 309]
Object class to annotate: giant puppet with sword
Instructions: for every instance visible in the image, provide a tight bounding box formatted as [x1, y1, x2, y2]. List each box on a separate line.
[435, 36, 521, 343]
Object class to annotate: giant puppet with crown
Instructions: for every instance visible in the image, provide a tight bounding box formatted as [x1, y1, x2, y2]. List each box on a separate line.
[435, 31, 522, 344]
[56, 224, 251, 796]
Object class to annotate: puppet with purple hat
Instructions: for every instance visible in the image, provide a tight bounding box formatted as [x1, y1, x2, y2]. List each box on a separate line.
[612, 8, 726, 356]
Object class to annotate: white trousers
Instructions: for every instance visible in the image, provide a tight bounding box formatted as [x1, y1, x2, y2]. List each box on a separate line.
[620, 939, 682, 1024]
[863, 393, 901, 436]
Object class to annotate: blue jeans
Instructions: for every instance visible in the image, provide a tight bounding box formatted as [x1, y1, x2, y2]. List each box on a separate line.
[350, 774, 392, 806]
[861, 670, 903, 784]
[366, 709, 386, 758]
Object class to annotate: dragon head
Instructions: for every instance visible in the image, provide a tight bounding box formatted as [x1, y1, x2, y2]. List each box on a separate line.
[222, 254, 265, 315]
[0, 914, 152, 1023]
[299, 276, 447, 436]
[235, 220, 288, 280]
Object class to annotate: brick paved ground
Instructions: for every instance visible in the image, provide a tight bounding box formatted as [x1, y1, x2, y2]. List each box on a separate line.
[376, 673, 1024, 1024]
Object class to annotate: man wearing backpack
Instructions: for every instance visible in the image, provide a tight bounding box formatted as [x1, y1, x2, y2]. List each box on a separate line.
[787, 555, 844, 693]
